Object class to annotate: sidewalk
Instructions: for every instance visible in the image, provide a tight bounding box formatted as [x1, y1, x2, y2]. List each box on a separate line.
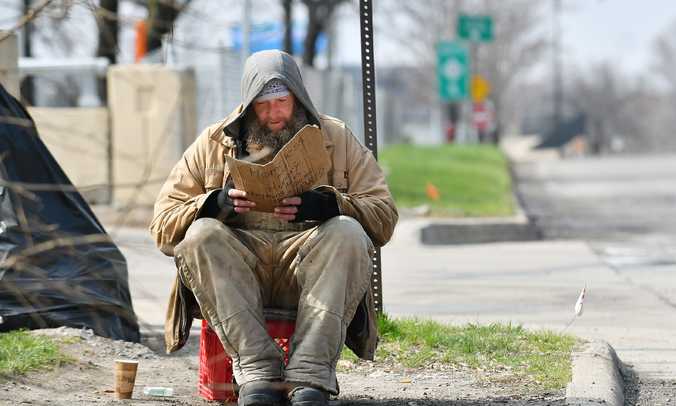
[110, 218, 674, 404]
[382, 219, 676, 382]
[105, 138, 676, 403]
[497, 135, 676, 384]
[100, 137, 676, 404]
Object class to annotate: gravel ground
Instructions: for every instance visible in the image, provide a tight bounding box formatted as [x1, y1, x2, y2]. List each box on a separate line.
[0, 328, 566, 405]
[622, 364, 676, 406]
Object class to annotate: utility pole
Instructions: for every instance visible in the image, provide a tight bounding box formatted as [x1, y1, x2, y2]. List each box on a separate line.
[241, 0, 251, 64]
[553, 0, 563, 139]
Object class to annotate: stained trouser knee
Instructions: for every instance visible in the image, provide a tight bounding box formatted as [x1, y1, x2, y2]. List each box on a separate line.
[177, 218, 233, 254]
[298, 216, 373, 282]
[285, 215, 374, 394]
[322, 215, 371, 244]
[174, 218, 283, 385]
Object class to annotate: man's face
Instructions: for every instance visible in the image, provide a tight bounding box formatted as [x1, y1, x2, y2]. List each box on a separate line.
[253, 92, 296, 133]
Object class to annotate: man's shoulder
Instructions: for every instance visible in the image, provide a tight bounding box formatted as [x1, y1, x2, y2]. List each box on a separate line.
[319, 114, 347, 130]
[318, 114, 351, 145]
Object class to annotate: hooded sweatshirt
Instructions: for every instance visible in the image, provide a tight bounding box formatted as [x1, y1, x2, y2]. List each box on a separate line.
[152, 50, 398, 359]
[151, 49, 398, 253]
[223, 50, 321, 153]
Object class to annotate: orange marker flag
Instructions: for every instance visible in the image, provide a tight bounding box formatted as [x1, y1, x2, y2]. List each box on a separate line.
[135, 20, 148, 63]
[426, 182, 440, 201]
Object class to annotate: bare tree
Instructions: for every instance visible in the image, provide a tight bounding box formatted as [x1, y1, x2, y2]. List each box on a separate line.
[376, 1, 460, 102]
[653, 20, 676, 93]
[299, 0, 346, 66]
[477, 1, 547, 139]
[528, 17, 676, 155]
[647, 19, 676, 151]
[146, 0, 188, 53]
[377, 0, 548, 138]
[21, 0, 35, 105]
[563, 62, 668, 154]
[96, 0, 119, 65]
[282, 0, 293, 54]
[90, 0, 192, 101]
[96, 0, 118, 102]
[569, 64, 624, 154]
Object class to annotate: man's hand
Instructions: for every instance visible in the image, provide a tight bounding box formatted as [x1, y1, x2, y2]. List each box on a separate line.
[198, 181, 254, 220]
[273, 189, 339, 222]
[225, 188, 256, 213]
[273, 196, 301, 221]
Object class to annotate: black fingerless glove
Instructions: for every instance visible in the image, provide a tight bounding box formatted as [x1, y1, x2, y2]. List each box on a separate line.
[291, 189, 340, 223]
[197, 180, 237, 220]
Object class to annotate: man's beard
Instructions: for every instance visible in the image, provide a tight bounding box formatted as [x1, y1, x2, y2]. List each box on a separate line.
[244, 102, 310, 159]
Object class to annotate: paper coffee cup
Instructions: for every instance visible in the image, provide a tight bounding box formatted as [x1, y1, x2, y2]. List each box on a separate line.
[114, 359, 139, 399]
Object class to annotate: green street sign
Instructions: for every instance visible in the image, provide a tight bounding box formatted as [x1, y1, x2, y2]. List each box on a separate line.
[458, 14, 494, 42]
[436, 41, 470, 102]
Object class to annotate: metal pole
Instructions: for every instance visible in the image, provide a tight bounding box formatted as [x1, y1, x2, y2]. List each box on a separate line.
[358, 0, 383, 314]
[242, 0, 251, 63]
[468, 42, 478, 143]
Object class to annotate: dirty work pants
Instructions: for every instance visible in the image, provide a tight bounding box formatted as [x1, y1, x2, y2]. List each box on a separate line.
[174, 215, 373, 394]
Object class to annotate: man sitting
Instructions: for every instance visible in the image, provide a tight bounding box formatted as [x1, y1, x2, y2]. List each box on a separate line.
[151, 50, 398, 406]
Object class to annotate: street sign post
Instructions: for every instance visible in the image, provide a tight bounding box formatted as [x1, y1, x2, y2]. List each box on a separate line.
[436, 41, 470, 102]
[458, 15, 494, 42]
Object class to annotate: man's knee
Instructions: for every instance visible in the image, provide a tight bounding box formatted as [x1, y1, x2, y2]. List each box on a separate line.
[321, 215, 369, 244]
[177, 218, 233, 253]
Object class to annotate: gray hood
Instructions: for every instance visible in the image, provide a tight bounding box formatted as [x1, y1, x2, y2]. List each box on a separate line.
[224, 50, 321, 138]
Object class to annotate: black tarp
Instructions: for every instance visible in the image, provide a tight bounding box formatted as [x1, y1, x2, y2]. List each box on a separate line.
[0, 84, 139, 342]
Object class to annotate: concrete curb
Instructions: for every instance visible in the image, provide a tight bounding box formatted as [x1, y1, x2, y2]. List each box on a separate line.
[416, 141, 543, 245]
[566, 340, 625, 406]
[418, 191, 541, 245]
[419, 211, 539, 245]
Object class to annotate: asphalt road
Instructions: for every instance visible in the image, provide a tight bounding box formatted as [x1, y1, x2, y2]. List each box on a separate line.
[514, 154, 676, 242]
[513, 153, 676, 405]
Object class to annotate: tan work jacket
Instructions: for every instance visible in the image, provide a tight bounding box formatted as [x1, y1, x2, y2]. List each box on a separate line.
[150, 107, 398, 359]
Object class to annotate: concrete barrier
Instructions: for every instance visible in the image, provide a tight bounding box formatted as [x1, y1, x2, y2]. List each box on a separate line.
[0, 32, 19, 99]
[108, 65, 197, 210]
[29, 107, 110, 204]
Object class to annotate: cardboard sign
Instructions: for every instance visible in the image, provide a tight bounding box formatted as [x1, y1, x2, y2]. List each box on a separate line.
[225, 125, 330, 212]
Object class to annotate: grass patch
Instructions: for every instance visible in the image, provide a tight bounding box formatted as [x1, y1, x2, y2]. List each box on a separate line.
[342, 314, 577, 390]
[0, 330, 73, 377]
[380, 144, 514, 217]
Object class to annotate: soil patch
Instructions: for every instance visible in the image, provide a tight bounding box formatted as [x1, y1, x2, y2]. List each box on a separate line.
[0, 328, 565, 405]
